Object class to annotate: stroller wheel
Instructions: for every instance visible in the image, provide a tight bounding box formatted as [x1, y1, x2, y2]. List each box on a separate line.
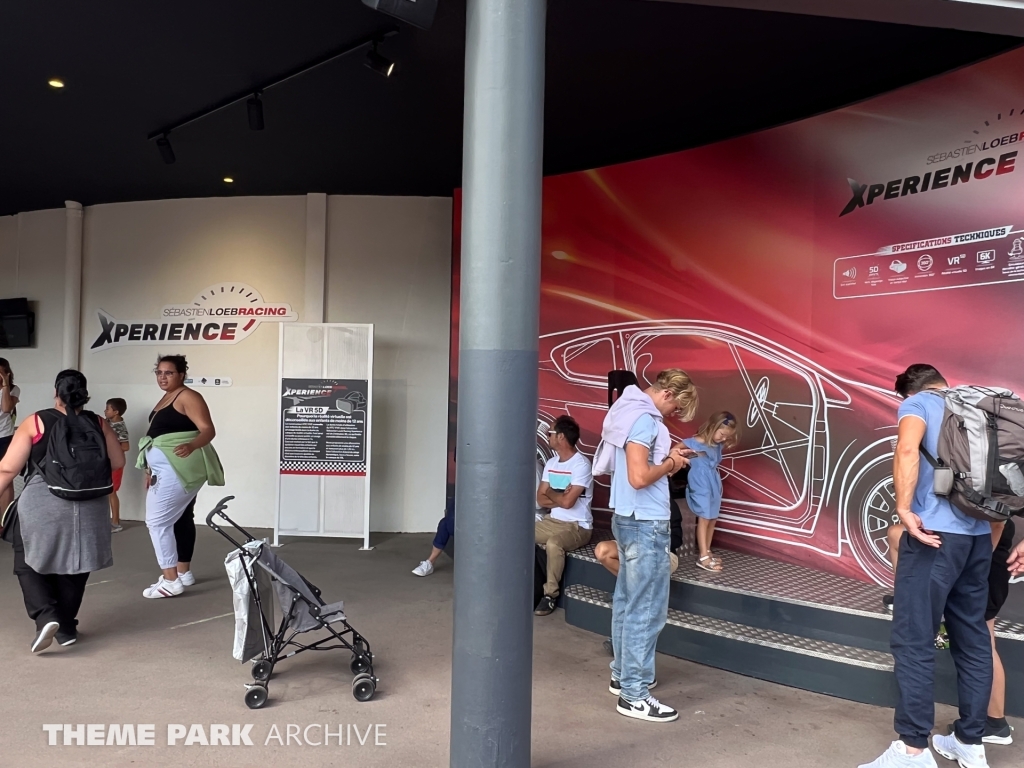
[245, 684, 269, 709]
[351, 655, 372, 675]
[252, 660, 272, 682]
[352, 676, 376, 702]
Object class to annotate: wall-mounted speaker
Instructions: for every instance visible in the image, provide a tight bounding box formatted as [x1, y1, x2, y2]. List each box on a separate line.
[361, 0, 438, 30]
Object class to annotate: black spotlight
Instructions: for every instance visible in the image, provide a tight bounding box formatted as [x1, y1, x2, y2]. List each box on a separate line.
[247, 93, 265, 131]
[156, 134, 176, 165]
[364, 43, 395, 78]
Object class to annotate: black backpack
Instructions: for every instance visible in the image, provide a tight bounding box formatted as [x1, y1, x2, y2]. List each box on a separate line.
[33, 409, 113, 501]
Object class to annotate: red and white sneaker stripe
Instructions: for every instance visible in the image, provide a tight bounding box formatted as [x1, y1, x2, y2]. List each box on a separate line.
[143, 577, 184, 599]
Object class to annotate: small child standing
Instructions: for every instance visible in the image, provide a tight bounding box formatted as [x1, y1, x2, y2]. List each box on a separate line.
[684, 411, 740, 573]
[104, 398, 130, 532]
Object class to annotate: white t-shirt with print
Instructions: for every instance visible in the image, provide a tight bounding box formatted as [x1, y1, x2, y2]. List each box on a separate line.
[0, 384, 20, 438]
[542, 451, 594, 529]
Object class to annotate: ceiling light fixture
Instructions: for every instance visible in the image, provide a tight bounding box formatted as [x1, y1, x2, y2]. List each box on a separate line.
[146, 26, 398, 162]
[48, 79, 65, 89]
[247, 93, 264, 131]
[156, 135, 176, 165]
[364, 43, 395, 78]
[223, 177, 234, 184]
[945, 0, 1024, 7]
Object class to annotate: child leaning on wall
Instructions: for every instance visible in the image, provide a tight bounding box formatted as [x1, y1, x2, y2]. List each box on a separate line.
[104, 398, 130, 532]
[683, 411, 740, 573]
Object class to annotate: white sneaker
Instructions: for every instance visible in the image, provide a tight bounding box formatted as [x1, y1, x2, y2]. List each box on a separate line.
[412, 560, 434, 577]
[31, 621, 61, 653]
[859, 741, 938, 768]
[143, 577, 184, 598]
[178, 570, 196, 587]
[615, 695, 678, 723]
[932, 732, 988, 768]
[111, 524, 123, 533]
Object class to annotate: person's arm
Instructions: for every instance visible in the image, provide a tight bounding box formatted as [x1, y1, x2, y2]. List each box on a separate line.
[626, 442, 686, 490]
[175, 390, 216, 457]
[0, 374, 18, 415]
[537, 481, 557, 509]
[893, 413, 941, 548]
[547, 483, 586, 510]
[1008, 539, 1024, 576]
[101, 419, 126, 471]
[120, 441, 130, 453]
[0, 418, 35, 495]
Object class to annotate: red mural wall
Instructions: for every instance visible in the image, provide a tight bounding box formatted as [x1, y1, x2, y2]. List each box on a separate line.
[450, 47, 1024, 585]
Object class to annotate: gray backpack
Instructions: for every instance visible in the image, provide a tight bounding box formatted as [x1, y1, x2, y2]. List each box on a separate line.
[921, 386, 1024, 522]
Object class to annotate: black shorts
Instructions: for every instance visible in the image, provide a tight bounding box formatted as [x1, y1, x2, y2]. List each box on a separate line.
[0, 434, 12, 460]
[986, 518, 1016, 622]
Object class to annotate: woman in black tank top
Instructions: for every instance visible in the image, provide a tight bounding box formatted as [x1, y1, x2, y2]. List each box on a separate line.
[147, 390, 199, 438]
[143, 355, 217, 596]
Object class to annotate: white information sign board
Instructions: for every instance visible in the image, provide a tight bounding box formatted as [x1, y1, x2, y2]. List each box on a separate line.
[275, 323, 373, 548]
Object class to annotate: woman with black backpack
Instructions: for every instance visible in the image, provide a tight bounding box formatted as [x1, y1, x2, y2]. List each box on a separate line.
[0, 369, 125, 653]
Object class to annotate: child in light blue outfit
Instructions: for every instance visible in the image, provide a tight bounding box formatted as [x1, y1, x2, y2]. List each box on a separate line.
[683, 411, 740, 572]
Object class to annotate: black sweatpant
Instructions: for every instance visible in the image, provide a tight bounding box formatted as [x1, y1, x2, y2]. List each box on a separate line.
[11, 519, 90, 634]
[173, 497, 197, 563]
[891, 530, 992, 748]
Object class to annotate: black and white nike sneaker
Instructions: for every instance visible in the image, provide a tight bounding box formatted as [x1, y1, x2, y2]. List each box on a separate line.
[616, 695, 678, 723]
[609, 678, 657, 695]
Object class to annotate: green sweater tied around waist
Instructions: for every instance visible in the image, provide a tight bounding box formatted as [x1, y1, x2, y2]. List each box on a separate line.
[136, 431, 225, 493]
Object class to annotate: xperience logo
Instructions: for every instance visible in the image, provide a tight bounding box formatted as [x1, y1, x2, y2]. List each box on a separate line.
[840, 151, 1018, 217]
[90, 282, 297, 351]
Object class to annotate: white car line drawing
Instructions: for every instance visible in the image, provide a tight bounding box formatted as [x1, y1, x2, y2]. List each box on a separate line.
[536, 320, 901, 586]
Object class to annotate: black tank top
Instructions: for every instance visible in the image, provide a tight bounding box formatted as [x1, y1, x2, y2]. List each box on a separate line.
[147, 390, 198, 438]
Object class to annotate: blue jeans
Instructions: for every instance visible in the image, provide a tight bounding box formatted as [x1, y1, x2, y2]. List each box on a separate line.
[609, 513, 671, 702]
[891, 531, 992, 749]
[432, 499, 455, 550]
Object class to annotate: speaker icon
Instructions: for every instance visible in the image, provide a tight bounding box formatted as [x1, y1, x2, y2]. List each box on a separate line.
[842, 267, 857, 279]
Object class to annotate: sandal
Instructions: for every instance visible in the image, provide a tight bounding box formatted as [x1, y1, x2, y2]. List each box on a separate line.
[696, 555, 723, 572]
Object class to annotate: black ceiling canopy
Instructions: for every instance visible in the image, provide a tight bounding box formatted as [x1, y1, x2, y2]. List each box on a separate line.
[0, 0, 1018, 216]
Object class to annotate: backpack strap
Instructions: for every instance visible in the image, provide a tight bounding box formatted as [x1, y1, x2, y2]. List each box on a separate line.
[919, 445, 941, 468]
[983, 412, 999, 498]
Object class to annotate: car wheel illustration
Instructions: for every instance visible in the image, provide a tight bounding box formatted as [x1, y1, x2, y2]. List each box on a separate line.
[746, 376, 770, 428]
[844, 451, 897, 587]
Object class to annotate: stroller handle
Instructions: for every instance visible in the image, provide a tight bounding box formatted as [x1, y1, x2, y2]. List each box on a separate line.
[206, 496, 262, 549]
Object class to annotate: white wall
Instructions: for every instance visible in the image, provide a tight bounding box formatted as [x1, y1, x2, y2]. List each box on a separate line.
[79, 196, 309, 529]
[326, 196, 453, 533]
[1, 195, 452, 533]
[0, 208, 68, 416]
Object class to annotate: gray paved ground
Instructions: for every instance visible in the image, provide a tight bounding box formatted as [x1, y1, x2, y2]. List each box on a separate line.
[0, 524, 1019, 767]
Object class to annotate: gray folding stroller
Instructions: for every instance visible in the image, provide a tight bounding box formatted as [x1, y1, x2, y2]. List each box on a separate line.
[208, 496, 377, 709]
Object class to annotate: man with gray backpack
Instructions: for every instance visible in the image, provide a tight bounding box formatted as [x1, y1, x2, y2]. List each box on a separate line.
[861, 364, 1021, 768]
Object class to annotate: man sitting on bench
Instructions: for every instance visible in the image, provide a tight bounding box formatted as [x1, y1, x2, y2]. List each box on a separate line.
[535, 415, 594, 616]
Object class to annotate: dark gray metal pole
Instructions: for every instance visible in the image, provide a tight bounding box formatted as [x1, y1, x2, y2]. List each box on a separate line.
[450, 0, 546, 765]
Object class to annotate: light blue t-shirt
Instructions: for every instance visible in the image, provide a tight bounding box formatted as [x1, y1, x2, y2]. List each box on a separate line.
[898, 391, 990, 537]
[609, 413, 670, 521]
